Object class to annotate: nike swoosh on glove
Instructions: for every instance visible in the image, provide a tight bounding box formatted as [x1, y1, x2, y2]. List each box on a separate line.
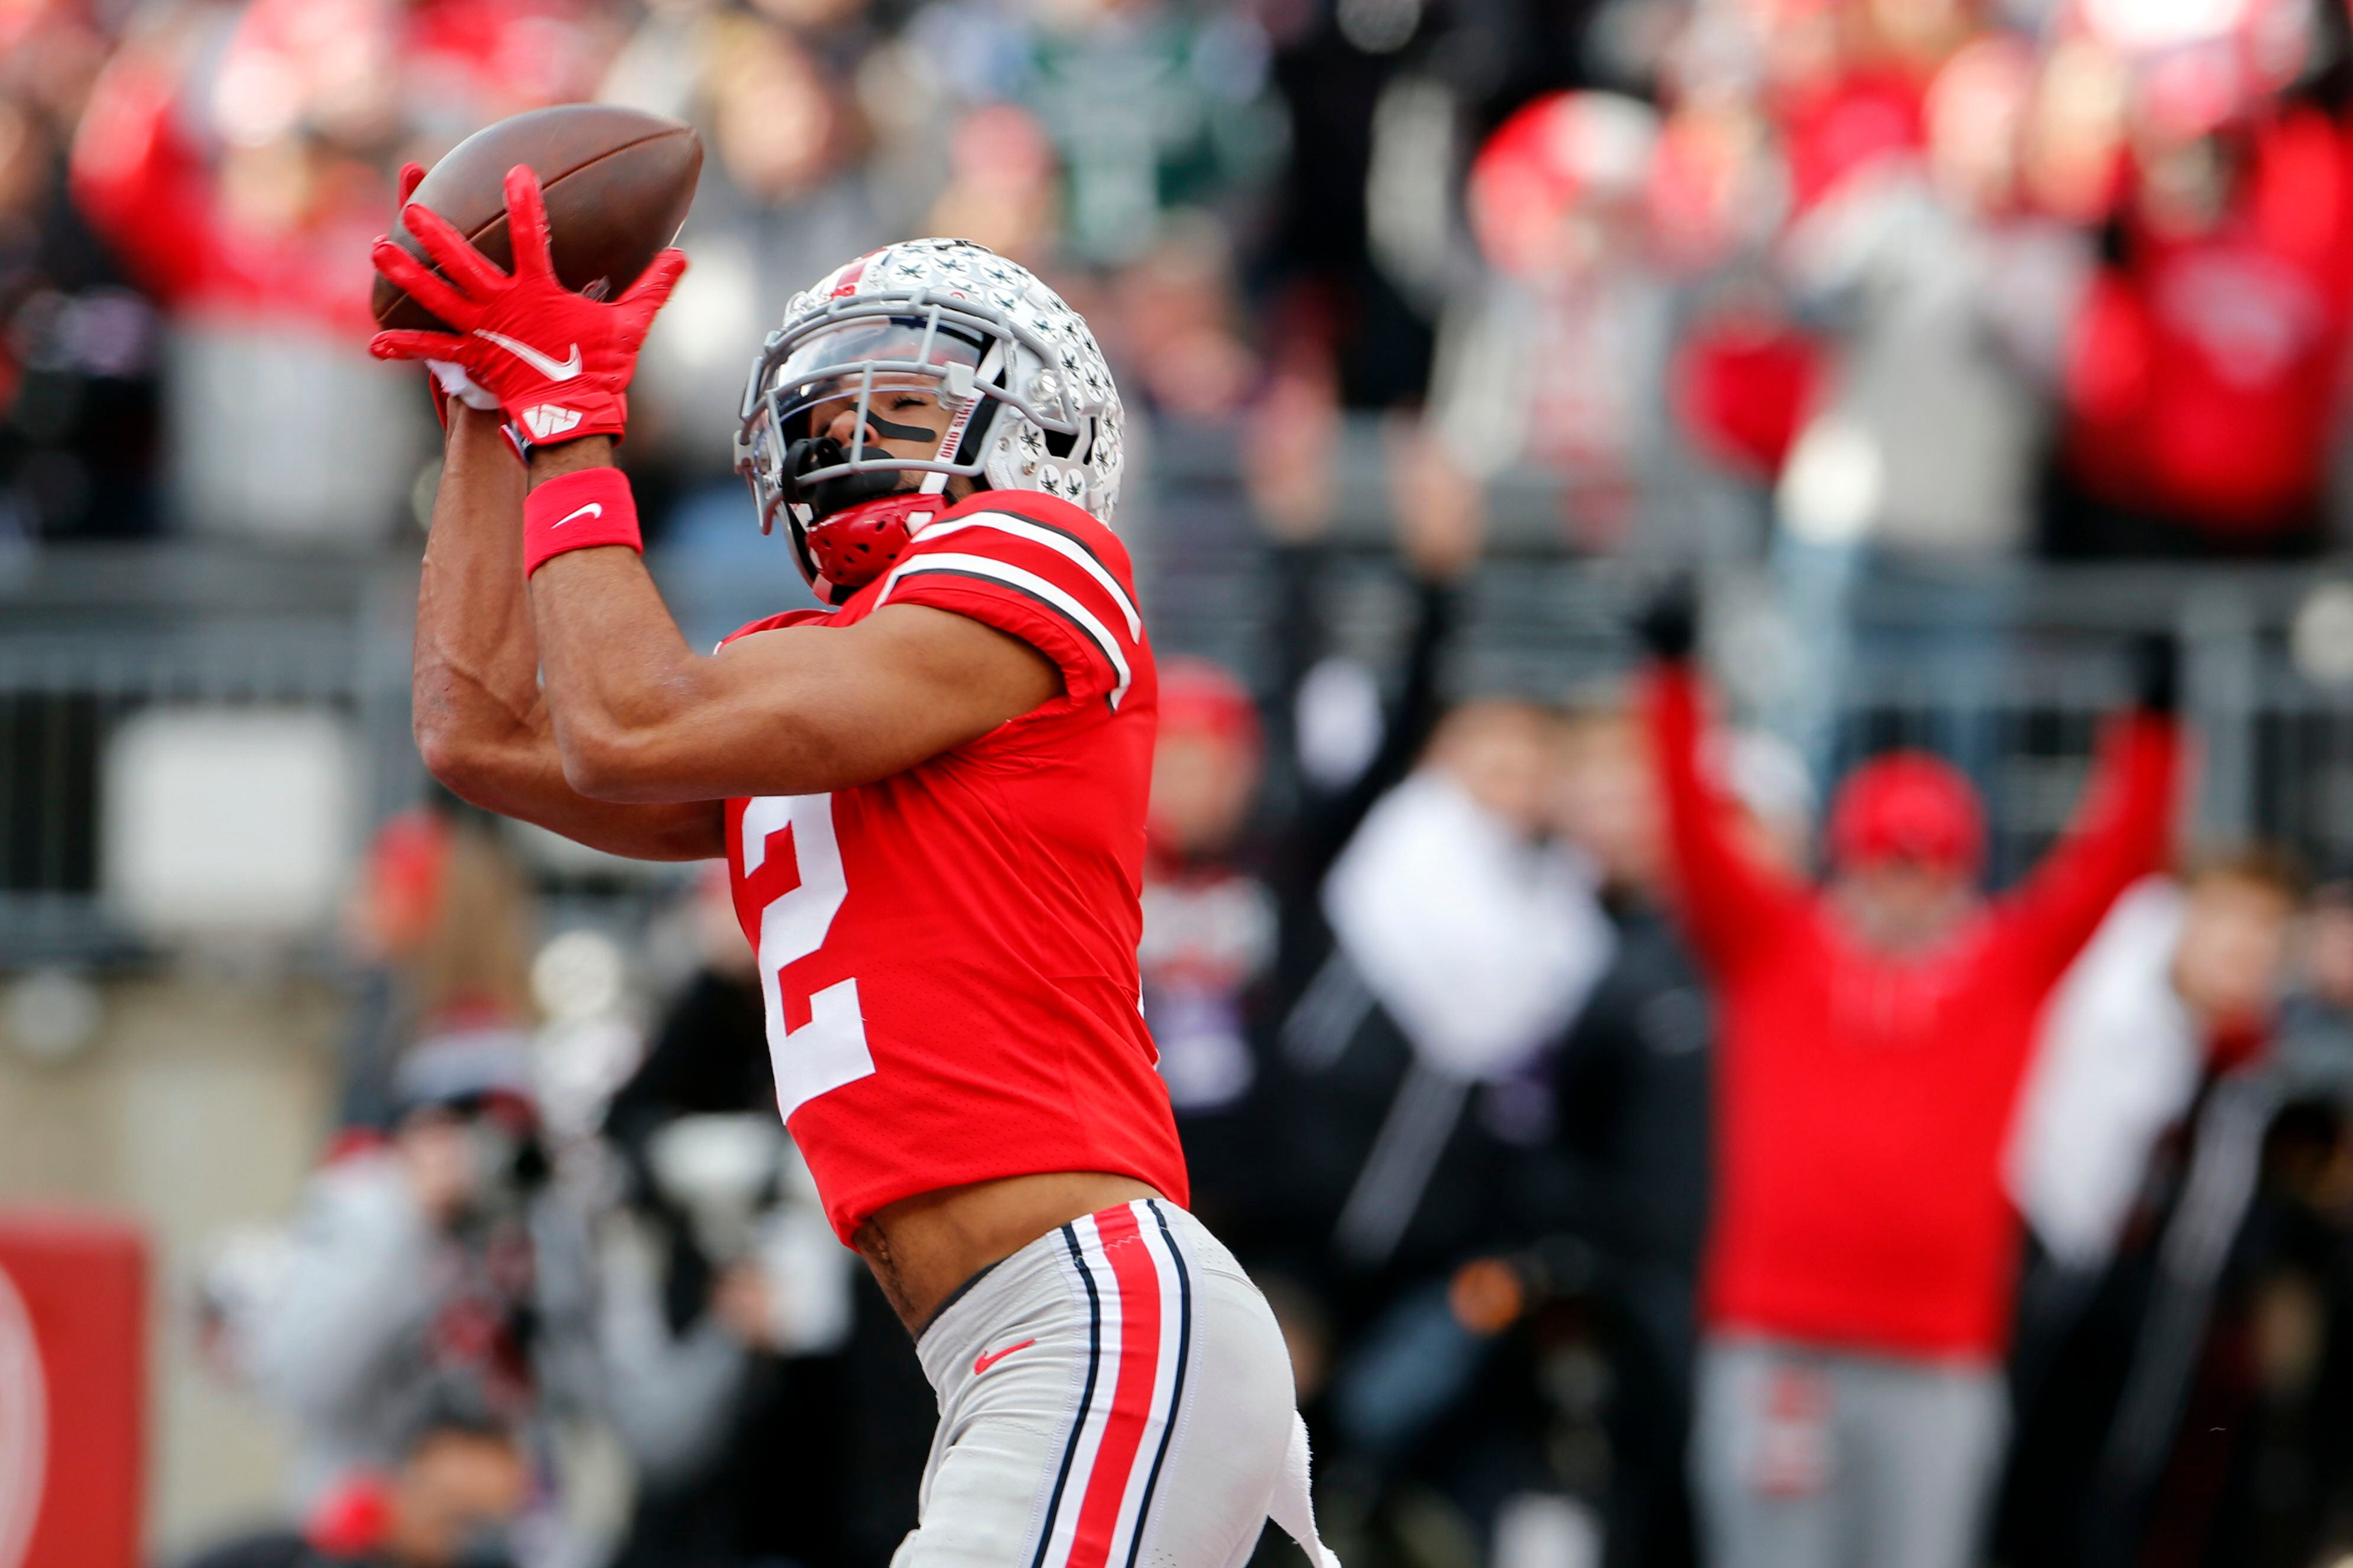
[368, 163, 685, 446]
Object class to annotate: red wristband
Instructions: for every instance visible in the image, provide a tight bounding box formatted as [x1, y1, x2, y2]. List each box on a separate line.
[523, 467, 641, 576]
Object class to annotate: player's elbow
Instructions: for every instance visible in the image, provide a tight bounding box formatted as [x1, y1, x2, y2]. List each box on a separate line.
[416, 718, 496, 800]
[555, 720, 667, 803]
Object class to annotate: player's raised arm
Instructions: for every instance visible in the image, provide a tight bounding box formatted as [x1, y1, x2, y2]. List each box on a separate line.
[517, 440, 1060, 803]
[409, 405, 724, 859]
[378, 161, 720, 859]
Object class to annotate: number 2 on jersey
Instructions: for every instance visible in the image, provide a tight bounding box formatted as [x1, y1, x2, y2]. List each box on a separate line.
[739, 793, 876, 1119]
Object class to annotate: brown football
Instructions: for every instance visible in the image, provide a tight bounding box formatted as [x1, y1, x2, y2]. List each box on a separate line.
[371, 104, 703, 333]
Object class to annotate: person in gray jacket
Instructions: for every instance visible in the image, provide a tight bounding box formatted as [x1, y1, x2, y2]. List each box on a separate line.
[243, 1039, 602, 1529]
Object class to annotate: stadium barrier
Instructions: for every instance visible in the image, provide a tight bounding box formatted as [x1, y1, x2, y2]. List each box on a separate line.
[2, 469, 2349, 963]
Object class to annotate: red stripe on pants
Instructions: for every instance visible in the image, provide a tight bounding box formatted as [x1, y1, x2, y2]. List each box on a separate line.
[1068, 1206, 1163, 1568]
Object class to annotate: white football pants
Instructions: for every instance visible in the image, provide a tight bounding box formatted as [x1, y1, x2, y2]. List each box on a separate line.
[896, 1199, 1337, 1568]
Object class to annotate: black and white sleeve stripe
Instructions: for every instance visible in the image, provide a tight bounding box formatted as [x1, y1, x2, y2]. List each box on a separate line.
[876, 550, 1134, 708]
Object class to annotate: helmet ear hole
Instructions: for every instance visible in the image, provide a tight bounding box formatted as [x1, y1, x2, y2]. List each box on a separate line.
[1045, 424, 1080, 459]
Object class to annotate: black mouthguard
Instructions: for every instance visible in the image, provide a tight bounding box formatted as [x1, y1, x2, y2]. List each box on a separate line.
[783, 436, 909, 521]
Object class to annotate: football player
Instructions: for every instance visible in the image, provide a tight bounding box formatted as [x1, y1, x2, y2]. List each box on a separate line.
[370, 166, 1334, 1567]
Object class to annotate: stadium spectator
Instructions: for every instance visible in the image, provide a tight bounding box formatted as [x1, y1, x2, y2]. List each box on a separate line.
[919, 100, 1061, 266]
[1126, 469, 1509, 1568]
[1639, 589, 2182, 1568]
[2069, 889, 2353, 1564]
[1141, 655, 1284, 1245]
[1281, 694, 1615, 1556]
[334, 807, 538, 1133]
[2279, 876, 2353, 1051]
[2009, 858, 2296, 1291]
[1317, 698, 1615, 1264]
[1997, 852, 2300, 1567]
[174, 1397, 530, 1568]
[1127, 415, 1485, 1327]
[903, 0, 1286, 269]
[0, 69, 163, 543]
[1540, 701, 1811, 1568]
[1768, 32, 2085, 781]
[1154, 436, 1589, 1556]
[2049, 98, 2353, 556]
[1424, 91, 1673, 552]
[1097, 214, 1262, 421]
[66, 0, 618, 543]
[1239, 419, 1489, 1254]
[238, 1040, 606, 1567]
[616, 7, 911, 487]
[68, 5, 414, 540]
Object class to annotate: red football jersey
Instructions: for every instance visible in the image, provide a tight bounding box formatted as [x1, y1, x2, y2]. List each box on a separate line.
[721, 490, 1188, 1244]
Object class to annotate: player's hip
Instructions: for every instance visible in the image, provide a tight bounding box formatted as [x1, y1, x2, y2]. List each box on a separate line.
[905, 1199, 1297, 1568]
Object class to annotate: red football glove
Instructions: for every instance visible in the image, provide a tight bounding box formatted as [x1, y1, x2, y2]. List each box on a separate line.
[369, 164, 685, 446]
[387, 161, 500, 428]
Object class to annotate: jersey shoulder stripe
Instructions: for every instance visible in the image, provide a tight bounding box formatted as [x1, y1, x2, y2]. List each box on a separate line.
[877, 552, 1134, 709]
[912, 511, 1142, 641]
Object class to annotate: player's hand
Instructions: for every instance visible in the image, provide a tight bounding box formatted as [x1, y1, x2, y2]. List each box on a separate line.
[368, 164, 685, 444]
[1636, 577, 1700, 663]
[388, 161, 500, 426]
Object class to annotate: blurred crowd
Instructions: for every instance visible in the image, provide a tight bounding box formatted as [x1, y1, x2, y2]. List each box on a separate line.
[17, 0, 2353, 1563]
[15, 0, 2353, 573]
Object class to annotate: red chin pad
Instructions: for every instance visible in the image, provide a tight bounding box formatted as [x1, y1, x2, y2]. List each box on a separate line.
[805, 492, 951, 592]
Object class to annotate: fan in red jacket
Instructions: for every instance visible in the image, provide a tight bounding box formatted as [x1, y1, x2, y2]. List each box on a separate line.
[2057, 106, 2353, 552]
[1637, 590, 2182, 1568]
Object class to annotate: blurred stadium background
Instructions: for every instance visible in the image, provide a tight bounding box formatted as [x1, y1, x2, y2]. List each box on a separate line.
[11, 0, 2353, 1564]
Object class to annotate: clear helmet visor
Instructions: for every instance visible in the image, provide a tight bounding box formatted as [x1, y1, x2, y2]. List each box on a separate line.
[773, 316, 989, 391]
[739, 317, 1000, 530]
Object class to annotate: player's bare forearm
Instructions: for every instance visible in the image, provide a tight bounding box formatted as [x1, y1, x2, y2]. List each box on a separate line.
[414, 405, 539, 772]
[522, 447, 1060, 803]
[412, 409, 722, 860]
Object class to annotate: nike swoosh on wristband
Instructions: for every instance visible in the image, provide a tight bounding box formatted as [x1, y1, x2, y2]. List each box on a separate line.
[972, 1339, 1034, 1376]
[472, 329, 583, 381]
[553, 502, 602, 528]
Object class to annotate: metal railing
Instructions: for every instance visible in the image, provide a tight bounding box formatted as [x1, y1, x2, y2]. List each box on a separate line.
[4, 435, 2352, 963]
[0, 544, 420, 961]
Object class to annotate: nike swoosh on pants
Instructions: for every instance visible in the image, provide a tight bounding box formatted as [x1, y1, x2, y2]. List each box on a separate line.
[973, 1339, 1035, 1376]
